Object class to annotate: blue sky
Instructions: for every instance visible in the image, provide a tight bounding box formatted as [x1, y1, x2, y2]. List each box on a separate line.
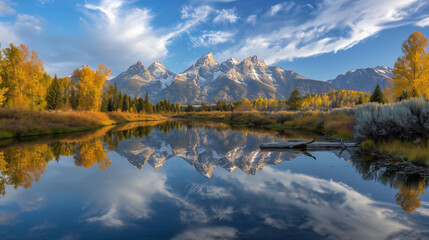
[1, 0, 429, 80]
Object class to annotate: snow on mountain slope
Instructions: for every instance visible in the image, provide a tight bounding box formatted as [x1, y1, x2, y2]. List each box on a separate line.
[111, 53, 346, 104]
[328, 66, 393, 92]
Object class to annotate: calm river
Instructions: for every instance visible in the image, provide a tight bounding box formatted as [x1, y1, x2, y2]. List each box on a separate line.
[0, 120, 428, 240]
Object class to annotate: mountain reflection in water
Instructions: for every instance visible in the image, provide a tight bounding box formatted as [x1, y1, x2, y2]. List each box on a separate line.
[0, 120, 428, 239]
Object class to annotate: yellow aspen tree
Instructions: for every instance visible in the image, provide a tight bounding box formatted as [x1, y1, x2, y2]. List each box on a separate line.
[393, 31, 429, 99]
[0, 75, 7, 106]
[75, 64, 111, 111]
[0, 44, 48, 110]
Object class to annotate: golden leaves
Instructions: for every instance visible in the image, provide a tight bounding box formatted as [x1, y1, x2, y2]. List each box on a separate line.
[395, 181, 426, 213]
[393, 31, 429, 99]
[74, 65, 111, 111]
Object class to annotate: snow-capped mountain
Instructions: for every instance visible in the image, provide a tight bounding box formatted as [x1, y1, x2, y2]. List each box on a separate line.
[111, 52, 337, 104]
[147, 61, 175, 89]
[111, 61, 169, 99]
[328, 66, 393, 92]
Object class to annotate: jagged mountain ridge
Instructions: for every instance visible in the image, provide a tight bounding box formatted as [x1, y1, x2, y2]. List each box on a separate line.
[327, 66, 393, 92]
[110, 52, 336, 104]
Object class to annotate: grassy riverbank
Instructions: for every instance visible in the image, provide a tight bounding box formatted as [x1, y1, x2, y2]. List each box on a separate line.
[172, 110, 355, 139]
[361, 139, 429, 165]
[0, 109, 166, 139]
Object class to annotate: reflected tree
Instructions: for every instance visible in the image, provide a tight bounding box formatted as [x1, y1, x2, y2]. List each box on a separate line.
[351, 151, 429, 213]
[49, 142, 74, 162]
[0, 145, 53, 192]
[74, 139, 111, 171]
[395, 181, 426, 213]
[0, 151, 6, 197]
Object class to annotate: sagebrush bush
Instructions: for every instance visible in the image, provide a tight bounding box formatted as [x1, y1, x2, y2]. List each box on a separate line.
[354, 98, 429, 141]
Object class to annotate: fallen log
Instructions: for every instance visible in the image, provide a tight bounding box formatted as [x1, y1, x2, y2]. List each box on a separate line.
[260, 138, 359, 150]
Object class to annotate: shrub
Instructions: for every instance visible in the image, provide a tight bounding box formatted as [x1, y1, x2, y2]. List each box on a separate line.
[354, 98, 429, 141]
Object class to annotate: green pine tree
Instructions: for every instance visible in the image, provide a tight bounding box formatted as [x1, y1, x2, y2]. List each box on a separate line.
[370, 83, 385, 103]
[175, 103, 181, 113]
[288, 90, 301, 110]
[46, 76, 63, 110]
[122, 94, 130, 112]
[69, 86, 78, 110]
[100, 92, 109, 112]
[144, 91, 152, 113]
[145, 91, 149, 104]
[108, 98, 114, 111]
[138, 98, 144, 113]
[186, 105, 193, 112]
[118, 91, 123, 111]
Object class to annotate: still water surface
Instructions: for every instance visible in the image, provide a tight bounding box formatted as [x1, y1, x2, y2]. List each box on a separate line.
[0, 120, 428, 240]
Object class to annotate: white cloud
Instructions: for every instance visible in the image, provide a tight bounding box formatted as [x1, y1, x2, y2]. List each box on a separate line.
[0, 5, 42, 48]
[246, 14, 257, 24]
[16, 14, 42, 32]
[191, 31, 235, 47]
[172, 226, 238, 240]
[83, 169, 172, 227]
[0, 23, 19, 47]
[0, 0, 14, 15]
[213, 8, 239, 24]
[37, 0, 55, 5]
[188, 183, 232, 198]
[269, 3, 283, 16]
[305, 3, 314, 9]
[80, 1, 212, 74]
[416, 16, 429, 27]
[174, 5, 213, 36]
[269, 2, 295, 16]
[216, 0, 424, 65]
[82, 0, 169, 65]
[217, 167, 419, 239]
[211, 206, 234, 221]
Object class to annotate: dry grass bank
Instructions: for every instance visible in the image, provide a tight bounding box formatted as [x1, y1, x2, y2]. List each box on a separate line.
[0, 109, 166, 139]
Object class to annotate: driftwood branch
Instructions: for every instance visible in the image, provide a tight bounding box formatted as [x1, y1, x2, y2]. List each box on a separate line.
[260, 138, 359, 150]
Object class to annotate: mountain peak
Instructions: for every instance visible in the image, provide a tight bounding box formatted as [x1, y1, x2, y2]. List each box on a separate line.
[329, 66, 393, 92]
[243, 56, 259, 64]
[201, 52, 214, 59]
[149, 61, 166, 70]
[195, 52, 217, 69]
[374, 66, 393, 77]
[227, 57, 240, 65]
[127, 61, 148, 72]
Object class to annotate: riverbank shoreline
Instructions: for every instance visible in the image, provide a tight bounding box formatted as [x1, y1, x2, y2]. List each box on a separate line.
[171, 110, 355, 139]
[0, 109, 166, 139]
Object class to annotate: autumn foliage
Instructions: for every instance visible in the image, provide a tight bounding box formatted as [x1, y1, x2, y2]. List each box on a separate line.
[393, 31, 429, 99]
[0, 44, 51, 110]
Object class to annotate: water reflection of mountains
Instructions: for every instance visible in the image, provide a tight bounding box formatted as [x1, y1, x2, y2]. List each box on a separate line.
[0, 120, 427, 213]
[114, 121, 316, 177]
